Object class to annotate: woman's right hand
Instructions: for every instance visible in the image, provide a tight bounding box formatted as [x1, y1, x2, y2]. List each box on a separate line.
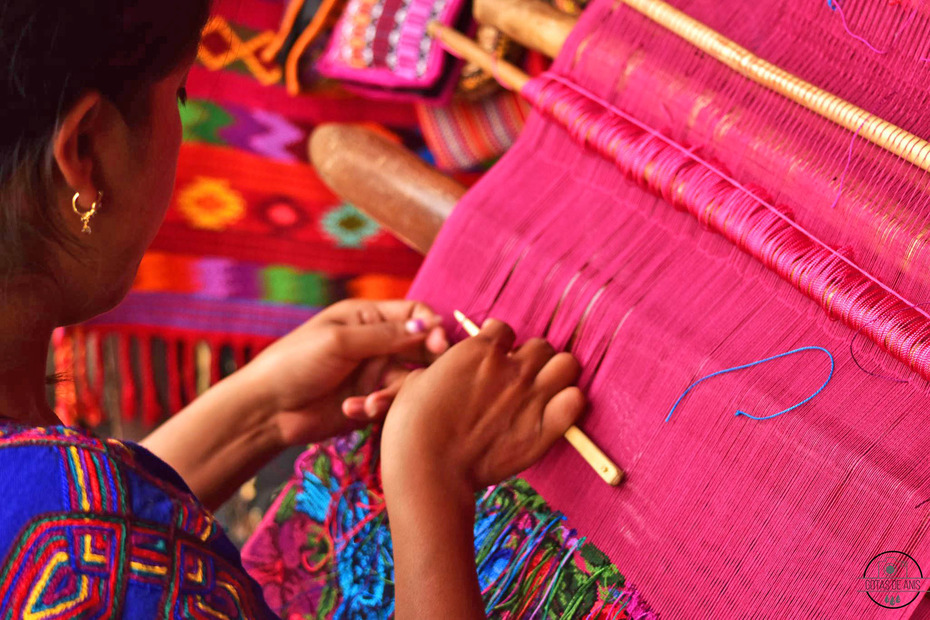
[382, 318, 585, 619]
[381, 318, 586, 492]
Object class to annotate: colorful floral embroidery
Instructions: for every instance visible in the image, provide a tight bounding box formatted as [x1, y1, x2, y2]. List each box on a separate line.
[242, 431, 658, 619]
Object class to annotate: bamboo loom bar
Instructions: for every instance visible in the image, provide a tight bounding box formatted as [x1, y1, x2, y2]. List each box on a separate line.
[470, 0, 930, 173]
[427, 22, 531, 91]
[473, 0, 574, 58]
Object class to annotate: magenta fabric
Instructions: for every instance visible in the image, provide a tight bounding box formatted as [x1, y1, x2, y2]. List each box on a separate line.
[409, 0, 930, 616]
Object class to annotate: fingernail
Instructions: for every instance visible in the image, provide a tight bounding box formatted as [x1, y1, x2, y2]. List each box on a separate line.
[343, 399, 365, 417]
[366, 396, 388, 416]
[405, 318, 427, 334]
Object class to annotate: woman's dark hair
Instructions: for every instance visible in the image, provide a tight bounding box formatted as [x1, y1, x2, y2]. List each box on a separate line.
[0, 0, 211, 274]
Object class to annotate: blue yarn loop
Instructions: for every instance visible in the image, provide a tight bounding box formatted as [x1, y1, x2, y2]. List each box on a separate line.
[665, 346, 835, 423]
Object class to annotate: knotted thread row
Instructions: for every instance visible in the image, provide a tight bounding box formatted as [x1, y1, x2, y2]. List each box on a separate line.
[523, 72, 930, 380]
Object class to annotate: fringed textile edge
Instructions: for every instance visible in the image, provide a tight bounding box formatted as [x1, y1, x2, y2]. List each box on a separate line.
[51, 325, 278, 431]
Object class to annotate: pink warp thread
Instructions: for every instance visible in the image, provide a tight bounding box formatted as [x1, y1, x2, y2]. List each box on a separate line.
[408, 0, 930, 616]
[829, 120, 865, 210]
[521, 73, 930, 380]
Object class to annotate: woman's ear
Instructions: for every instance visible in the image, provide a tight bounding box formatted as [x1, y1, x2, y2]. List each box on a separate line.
[52, 91, 103, 204]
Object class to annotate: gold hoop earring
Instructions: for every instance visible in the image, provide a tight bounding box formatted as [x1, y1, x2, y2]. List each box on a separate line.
[72, 191, 103, 234]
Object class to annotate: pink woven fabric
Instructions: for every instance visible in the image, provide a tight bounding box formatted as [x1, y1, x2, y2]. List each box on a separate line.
[410, 0, 930, 616]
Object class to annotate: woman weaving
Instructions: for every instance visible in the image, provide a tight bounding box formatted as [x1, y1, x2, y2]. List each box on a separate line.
[0, 1, 587, 616]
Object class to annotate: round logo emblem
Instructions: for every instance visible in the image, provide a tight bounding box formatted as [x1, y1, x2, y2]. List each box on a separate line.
[863, 551, 923, 609]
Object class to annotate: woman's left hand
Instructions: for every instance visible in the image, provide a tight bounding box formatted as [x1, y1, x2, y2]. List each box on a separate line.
[243, 299, 449, 446]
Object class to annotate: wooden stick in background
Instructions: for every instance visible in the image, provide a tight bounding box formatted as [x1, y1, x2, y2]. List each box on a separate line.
[427, 22, 531, 92]
[469, 0, 930, 174]
[473, 0, 574, 58]
[454, 310, 624, 486]
[310, 124, 464, 254]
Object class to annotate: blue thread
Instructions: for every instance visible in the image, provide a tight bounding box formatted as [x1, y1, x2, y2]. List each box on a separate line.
[478, 549, 515, 590]
[296, 471, 338, 522]
[827, 0, 836, 10]
[485, 514, 562, 609]
[665, 346, 834, 423]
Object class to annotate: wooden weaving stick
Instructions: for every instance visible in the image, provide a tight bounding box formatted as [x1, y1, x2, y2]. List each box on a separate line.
[473, 0, 930, 174]
[310, 125, 463, 254]
[454, 310, 624, 486]
[428, 22, 531, 91]
[473, 0, 575, 58]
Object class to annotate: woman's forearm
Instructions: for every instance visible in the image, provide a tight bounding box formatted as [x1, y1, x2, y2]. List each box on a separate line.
[385, 467, 486, 620]
[140, 368, 284, 511]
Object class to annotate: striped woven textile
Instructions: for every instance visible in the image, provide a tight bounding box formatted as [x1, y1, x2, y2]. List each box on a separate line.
[416, 90, 530, 170]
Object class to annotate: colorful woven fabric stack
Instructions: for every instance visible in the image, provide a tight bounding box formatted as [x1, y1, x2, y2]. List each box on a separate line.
[54, 0, 423, 432]
[241, 430, 656, 619]
[416, 90, 531, 170]
[316, 0, 470, 102]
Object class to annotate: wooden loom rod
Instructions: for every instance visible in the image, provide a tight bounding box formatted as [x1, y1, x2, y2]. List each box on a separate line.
[309, 124, 463, 254]
[473, 0, 575, 58]
[472, 0, 930, 174]
[426, 22, 531, 91]
[618, 0, 930, 172]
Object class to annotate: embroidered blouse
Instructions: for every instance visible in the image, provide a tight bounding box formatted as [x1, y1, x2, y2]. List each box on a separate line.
[0, 421, 278, 618]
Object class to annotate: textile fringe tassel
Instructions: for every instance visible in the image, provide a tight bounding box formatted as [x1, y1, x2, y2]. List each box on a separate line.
[51, 326, 275, 431]
[473, 483, 626, 617]
[166, 338, 183, 416]
[72, 328, 103, 427]
[117, 332, 136, 423]
[51, 329, 77, 427]
[523, 72, 930, 381]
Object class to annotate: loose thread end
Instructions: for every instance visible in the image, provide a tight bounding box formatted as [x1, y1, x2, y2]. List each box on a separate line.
[666, 346, 835, 424]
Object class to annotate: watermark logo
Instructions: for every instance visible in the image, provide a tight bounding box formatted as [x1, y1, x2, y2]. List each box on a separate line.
[862, 551, 924, 609]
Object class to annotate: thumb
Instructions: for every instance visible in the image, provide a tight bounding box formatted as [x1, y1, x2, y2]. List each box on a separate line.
[336, 318, 435, 360]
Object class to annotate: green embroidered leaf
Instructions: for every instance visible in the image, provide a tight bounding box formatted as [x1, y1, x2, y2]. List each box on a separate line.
[313, 454, 333, 487]
[316, 584, 338, 619]
[303, 524, 332, 574]
[274, 486, 299, 525]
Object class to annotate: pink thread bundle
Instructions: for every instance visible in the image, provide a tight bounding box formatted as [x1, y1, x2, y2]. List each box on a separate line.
[521, 73, 930, 381]
[550, 0, 930, 309]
